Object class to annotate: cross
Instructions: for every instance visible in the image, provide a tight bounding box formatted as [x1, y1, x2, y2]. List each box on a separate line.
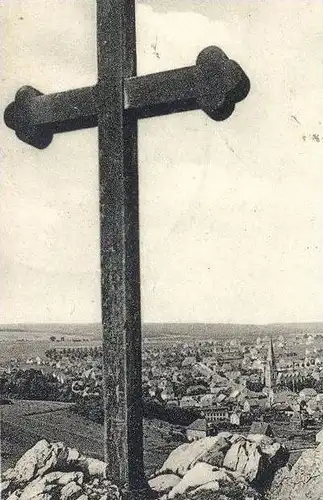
[4, 1, 250, 498]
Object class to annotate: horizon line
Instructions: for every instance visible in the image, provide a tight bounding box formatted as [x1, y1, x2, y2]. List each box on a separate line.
[1, 320, 323, 327]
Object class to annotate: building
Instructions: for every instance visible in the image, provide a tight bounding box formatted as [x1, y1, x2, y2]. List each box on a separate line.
[249, 421, 274, 437]
[180, 396, 198, 408]
[230, 411, 241, 426]
[186, 418, 208, 441]
[264, 338, 277, 390]
[201, 406, 230, 423]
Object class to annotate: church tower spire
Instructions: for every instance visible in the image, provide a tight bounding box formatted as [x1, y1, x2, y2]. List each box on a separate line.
[264, 338, 277, 390]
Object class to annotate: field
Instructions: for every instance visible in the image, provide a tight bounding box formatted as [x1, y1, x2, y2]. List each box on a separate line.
[0, 400, 183, 477]
[0, 324, 102, 368]
[0, 340, 102, 368]
[1, 321, 323, 366]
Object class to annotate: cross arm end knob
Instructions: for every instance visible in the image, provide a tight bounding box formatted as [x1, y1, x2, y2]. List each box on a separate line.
[4, 86, 53, 149]
[195, 46, 250, 121]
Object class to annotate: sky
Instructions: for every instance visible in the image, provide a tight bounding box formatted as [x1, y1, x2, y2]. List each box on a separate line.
[1, 0, 323, 324]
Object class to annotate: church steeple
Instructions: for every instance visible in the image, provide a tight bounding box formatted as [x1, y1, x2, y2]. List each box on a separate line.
[264, 338, 277, 390]
[267, 337, 277, 370]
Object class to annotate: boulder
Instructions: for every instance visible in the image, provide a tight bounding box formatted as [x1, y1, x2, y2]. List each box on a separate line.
[1, 481, 10, 497]
[192, 436, 231, 468]
[1, 440, 122, 500]
[77, 457, 107, 478]
[6, 493, 21, 500]
[188, 480, 220, 495]
[243, 443, 263, 483]
[57, 447, 81, 468]
[18, 471, 83, 500]
[222, 434, 288, 487]
[269, 465, 290, 497]
[2, 440, 65, 487]
[230, 433, 244, 444]
[148, 474, 181, 494]
[248, 434, 287, 465]
[168, 463, 233, 499]
[23, 495, 52, 500]
[269, 442, 323, 500]
[20, 483, 58, 500]
[159, 437, 224, 477]
[60, 481, 84, 500]
[223, 439, 246, 471]
[217, 432, 233, 440]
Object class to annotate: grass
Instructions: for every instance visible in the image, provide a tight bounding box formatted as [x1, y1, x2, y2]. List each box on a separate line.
[1, 400, 184, 477]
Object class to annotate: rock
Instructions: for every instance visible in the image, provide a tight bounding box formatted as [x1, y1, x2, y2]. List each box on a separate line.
[269, 465, 290, 497]
[223, 439, 246, 471]
[57, 447, 81, 468]
[168, 463, 233, 499]
[20, 483, 58, 500]
[60, 481, 84, 500]
[99, 493, 119, 500]
[78, 457, 107, 478]
[229, 433, 244, 444]
[30, 495, 53, 500]
[243, 443, 263, 483]
[67, 448, 81, 463]
[0, 480, 10, 497]
[1, 441, 122, 500]
[58, 472, 84, 486]
[192, 436, 231, 468]
[159, 437, 223, 477]
[217, 432, 233, 440]
[188, 480, 220, 495]
[17, 471, 84, 500]
[237, 442, 249, 473]
[7, 493, 21, 500]
[221, 434, 288, 487]
[2, 440, 65, 487]
[247, 433, 273, 445]
[269, 441, 323, 500]
[148, 474, 180, 494]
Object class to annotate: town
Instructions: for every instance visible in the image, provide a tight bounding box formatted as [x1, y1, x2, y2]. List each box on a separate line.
[2, 326, 323, 472]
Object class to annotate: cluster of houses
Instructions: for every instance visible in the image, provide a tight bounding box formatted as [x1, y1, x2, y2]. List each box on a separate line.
[5, 332, 323, 439]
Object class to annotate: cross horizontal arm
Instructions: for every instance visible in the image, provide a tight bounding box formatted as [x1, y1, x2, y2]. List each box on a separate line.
[4, 85, 98, 148]
[4, 46, 250, 148]
[28, 86, 98, 128]
[125, 66, 196, 117]
[126, 47, 250, 119]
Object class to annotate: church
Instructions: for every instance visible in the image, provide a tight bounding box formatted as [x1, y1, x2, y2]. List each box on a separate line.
[263, 338, 277, 406]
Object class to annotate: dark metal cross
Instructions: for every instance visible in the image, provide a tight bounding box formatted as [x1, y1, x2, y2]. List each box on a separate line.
[4, 0, 250, 498]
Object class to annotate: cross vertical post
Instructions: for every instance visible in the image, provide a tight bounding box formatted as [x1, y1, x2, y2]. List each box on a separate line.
[4, 1, 250, 495]
[97, 0, 147, 494]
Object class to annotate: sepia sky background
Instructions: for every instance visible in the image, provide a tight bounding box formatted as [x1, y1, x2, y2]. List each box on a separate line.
[1, 0, 323, 324]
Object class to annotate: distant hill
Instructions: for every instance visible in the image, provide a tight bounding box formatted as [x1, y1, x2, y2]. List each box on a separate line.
[1, 322, 323, 340]
[0, 323, 102, 337]
[142, 322, 323, 339]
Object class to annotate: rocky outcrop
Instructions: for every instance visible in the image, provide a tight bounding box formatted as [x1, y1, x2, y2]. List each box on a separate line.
[192, 435, 231, 468]
[168, 462, 235, 498]
[150, 432, 288, 500]
[148, 474, 180, 495]
[269, 441, 323, 500]
[159, 436, 225, 477]
[1, 432, 289, 500]
[1, 440, 119, 500]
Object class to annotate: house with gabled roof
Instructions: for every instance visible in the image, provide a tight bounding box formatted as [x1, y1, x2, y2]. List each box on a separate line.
[249, 421, 274, 437]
